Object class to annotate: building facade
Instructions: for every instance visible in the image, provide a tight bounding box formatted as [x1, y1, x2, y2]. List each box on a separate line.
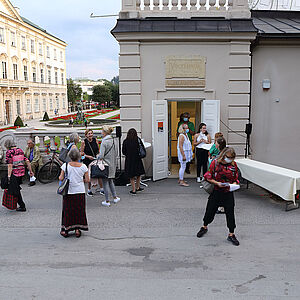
[113, 0, 300, 179]
[74, 79, 105, 96]
[0, 0, 67, 125]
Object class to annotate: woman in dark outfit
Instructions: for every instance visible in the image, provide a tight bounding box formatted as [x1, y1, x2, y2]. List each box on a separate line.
[122, 128, 146, 195]
[80, 129, 103, 196]
[196, 147, 240, 246]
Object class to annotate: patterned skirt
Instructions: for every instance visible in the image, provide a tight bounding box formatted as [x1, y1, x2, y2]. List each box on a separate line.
[61, 193, 88, 232]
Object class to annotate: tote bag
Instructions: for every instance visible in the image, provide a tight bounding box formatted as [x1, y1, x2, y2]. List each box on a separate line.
[57, 163, 69, 196]
[138, 138, 146, 159]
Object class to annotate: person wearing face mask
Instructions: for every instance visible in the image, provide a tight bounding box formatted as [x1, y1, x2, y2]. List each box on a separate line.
[177, 124, 193, 187]
[194, 123, 211, 183]
[196, 147, 240, 246]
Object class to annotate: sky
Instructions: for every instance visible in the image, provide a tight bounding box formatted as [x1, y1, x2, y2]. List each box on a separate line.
[13, 0, 121, 81]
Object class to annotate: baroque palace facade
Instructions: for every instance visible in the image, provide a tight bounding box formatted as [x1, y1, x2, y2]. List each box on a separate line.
[0, 0, 67, 125]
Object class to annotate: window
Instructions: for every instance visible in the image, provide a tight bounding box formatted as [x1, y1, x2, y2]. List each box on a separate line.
[31, 39, 35, 53]
[39, 43, 43, 55]
[11, 32, 16, 47]
[16, 100, 21, 115]
[60, 51, 63, 62]
[47, 46, 50, 58]
[56, 96, 59, 109]
[0, 28, 5, 43]
[26, 99, 31, 113]
[55, 71, 58, 84]
[13, 64, 18, 80]
[34, 98, 39, 112]
[32, 67, 36, 82]
[62, 98, 66, 109]
[21, 36, 26, 50]
[40, 69, 44, 83]
[49, 98, 53, 110]
[43, 98, 46, 111]
[48, 70, 51, 84]
[61, 73, 64, 85]
[24, 65, 28, 81]
[2, 62, 7, 79]
[54, 49, 57, 60]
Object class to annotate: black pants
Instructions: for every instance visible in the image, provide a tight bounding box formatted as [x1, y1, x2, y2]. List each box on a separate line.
[196, 148, 208, 178]
[203, 190, 236, 233]
[15, 176, 25, 209]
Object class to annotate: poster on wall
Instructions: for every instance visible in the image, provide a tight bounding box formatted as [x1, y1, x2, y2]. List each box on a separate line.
[158, 121, 164, 133]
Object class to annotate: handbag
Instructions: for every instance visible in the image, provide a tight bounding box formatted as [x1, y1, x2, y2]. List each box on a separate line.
[138, 138, 146, 159]
[91, 159, 109, 179]
[201, 160, 217, 194]
[2, 189, 18, 210]
[59, 143, 74, 163]
[57, 163, 69, 196]
[1, 176, 9, 190]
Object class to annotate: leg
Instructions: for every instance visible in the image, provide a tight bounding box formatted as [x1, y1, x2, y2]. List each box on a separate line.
[202, 150, 209, 175]
[203, 191, 219, 227]
[179, 161, 187, 182]
[196, 148, 201, 178]
[223, 192, 236, 234]
[130, 177, 136, 192]
[108, 179, 117, 199]
[15, 177, 26, 210]
[136, 176, 141, 190]
[98, 178, 103, 189]
[102, 178, 110, 202]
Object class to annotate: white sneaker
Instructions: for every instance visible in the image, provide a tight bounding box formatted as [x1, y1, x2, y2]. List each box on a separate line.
[113, 197, 121, 203]
[99, 190, 105, 196]
[101, 201, 110, 207]
[197, 177, 201, 183]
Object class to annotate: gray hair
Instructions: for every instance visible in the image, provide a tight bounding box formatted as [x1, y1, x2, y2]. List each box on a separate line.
[27, 139, 35, 144]
[68, 148, 81, 162]
[70, 132, 79, 143]
[4, 139, 16, 150]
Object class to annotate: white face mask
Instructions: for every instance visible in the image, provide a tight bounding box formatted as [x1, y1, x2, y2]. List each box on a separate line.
[224, 157, 233, 164]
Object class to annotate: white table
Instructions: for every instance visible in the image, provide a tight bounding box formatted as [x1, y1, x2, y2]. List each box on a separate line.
[236, 158, 300, 208]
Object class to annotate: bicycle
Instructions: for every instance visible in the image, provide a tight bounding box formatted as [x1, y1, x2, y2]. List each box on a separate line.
[38, 148, 62, 184]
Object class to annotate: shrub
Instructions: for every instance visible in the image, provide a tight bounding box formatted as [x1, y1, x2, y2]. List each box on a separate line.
[43, 112, 50, 121]
[14, 116, 24, 127]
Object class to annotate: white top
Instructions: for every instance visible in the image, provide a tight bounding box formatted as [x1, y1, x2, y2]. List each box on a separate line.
[236, 158, 300, 202]
[196, 132, 208, 149]
[61, 163, 88, 195]
[177, 134, 193, 163]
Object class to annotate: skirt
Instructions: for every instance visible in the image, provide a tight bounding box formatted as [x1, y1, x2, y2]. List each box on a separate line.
[61, 193, 88, 232]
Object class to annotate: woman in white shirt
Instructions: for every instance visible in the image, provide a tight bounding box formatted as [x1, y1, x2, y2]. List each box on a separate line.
[177, 124, 193, 187]
[59, 148, 89, 238]
[193, 123, 211, 183]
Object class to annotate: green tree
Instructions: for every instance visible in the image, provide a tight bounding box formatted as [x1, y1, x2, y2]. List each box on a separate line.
[92, 85, 112, 105]
[67, 78, 82, 105]
[103, 78, 120, 107]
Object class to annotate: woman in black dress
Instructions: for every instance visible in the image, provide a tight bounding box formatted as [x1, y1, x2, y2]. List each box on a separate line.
[80, 129, 103, 196]
[122, 128, 146, 195]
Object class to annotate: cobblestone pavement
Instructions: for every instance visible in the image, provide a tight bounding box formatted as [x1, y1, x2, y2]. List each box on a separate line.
[0, 179, 300, 300]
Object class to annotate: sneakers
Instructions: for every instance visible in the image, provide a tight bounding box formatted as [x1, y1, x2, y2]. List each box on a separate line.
[216, 207, 225, 214]
[16, 207, 26, 212]
[101, 201, 110, 207]
[196, 227, 208, 238]
[197, 177, 201, 183]
[136, 188, 144, 192]
[99, 190, 105, 196]
[87, 190, 94, 196]
[227, 234, 240, 246]
[113, 197, 121, 203]
[130, 191, 137, 195]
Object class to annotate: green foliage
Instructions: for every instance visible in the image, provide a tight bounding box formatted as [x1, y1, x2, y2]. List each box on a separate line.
[43, 112, 50, 121]
[103, 78, 120, 107]
[67, 78, 82, 104]
[92, 85, 112, 105]
[14, 116, 24, 127]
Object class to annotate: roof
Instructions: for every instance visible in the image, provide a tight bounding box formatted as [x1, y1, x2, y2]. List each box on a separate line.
[21, 16, 66, 44]
[111, 18, 257, 35]
[252, 10, 300, 37]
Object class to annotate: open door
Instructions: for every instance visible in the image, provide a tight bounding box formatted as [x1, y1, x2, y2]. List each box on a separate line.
[201, 100, 220, 141]
[152, 100, 168, 181]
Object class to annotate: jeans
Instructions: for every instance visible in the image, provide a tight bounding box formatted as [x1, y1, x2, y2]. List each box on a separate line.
[102, 178, 117, 202]
[203, 190, 236, 233]
[196, 148, 208, 178]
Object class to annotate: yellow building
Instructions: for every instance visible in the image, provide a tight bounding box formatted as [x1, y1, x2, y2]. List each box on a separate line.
[0, 0, 67, 125]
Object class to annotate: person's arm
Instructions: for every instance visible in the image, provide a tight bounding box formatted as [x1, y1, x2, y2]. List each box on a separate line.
[179, 135, 186, 160]
[84, 171, 89, 183]
[80, 140, 85, 156]
[193, 134, 201, 146]
[204, 161, 223, 187]
[207, 134, 212, 144]
[25, 160, 34, 177]
[58, 170, 65, 181]
[189, 122, 195, 136]
[7, 164, 13, 179]
[98, 142, 106, 160]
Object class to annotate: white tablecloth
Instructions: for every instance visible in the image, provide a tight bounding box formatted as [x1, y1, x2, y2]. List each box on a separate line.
[236, 158, 300, 202]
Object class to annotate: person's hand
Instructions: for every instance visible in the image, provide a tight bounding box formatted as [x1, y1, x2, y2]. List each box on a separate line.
[217, 182, 224, 188]
[183, 155, 186, 161]
[29, 171, 34, 177]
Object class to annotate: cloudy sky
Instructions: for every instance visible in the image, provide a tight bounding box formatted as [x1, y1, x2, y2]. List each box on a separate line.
[13, 0, 121, 80]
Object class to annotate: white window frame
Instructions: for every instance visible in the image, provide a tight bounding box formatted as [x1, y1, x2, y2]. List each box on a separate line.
[55, 71, 58, 84]
[60, 51, 63, 62]
[0, 28, 5, 43]
[32, 67, 37, 82]
[62, 97, 66, 109]
[49, 98, 53, 110]
[11, 32, 16, 47]
[56, 96, 60, 109]
[2, 61, 7, 79]
[13, 63, 18, 80]
[41, 68, 44, 83]
[47, 46, 50, 58]
[39, 43, 43, 56]
[26, 99, 31, 113]
[43, 98, 47, 111]
[16, 99, 21, 115]
[48, 70, 51, 84]
[61, 73, 64, 85]
[34, 98, 39, 113]
[24, 65, 28, 81]
[31, 39, 35, 53]
[21, 36, 26, 50]
[54, 49, 57, 60]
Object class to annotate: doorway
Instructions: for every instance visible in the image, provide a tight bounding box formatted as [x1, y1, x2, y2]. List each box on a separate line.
[5, 100, 11, 124]
[168, 100, 201, 178]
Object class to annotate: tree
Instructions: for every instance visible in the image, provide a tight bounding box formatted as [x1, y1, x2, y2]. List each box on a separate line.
[14, 116, 24, 127]
[67, 78, 82, 105]
[92, 85, 112, 105]
[102, 77, 120, 107]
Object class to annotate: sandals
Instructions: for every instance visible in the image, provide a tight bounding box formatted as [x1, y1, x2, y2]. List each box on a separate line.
[179, 182, 190, 187]
[60, 231, 69, 238]
[75, 229, 82, 238]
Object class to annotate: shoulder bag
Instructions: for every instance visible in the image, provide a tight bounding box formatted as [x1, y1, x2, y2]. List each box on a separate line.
[138, 138, 146, 159]
[201, 161, 217, 194]
[57, 163, 69, 196]
[59, 143, 73, 163]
